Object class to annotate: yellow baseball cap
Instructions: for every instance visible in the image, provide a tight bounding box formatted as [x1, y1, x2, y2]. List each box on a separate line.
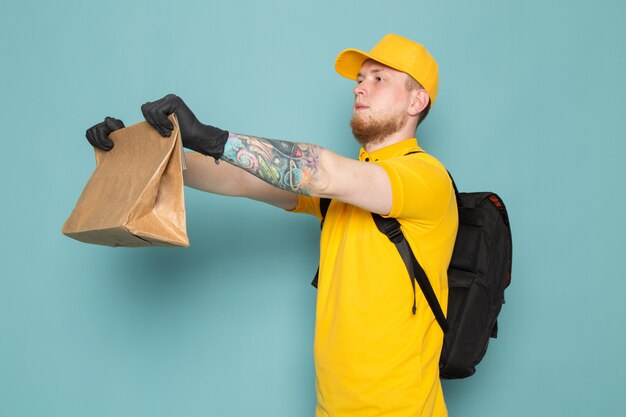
[335, 34, 439, 106]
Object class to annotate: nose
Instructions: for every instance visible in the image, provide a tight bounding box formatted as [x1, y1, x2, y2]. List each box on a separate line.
[353, 81, 367, 97]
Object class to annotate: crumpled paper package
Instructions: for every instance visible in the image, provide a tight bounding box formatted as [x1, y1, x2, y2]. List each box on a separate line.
[62, 115, 189, 247]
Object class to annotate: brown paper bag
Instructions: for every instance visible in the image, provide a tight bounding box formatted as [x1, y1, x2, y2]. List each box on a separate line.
[62, 115, 189, 247]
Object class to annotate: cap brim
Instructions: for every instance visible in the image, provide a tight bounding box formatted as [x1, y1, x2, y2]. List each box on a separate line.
[335, 49, 375, 80]
[335, 48, 413, 81]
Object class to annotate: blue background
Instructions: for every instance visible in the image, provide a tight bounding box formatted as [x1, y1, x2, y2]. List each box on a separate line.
[1, 0, 625, 416]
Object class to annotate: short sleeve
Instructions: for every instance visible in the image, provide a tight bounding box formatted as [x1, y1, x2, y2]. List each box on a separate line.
[288, 194, 323, 220]
[375, 154, 453, 224]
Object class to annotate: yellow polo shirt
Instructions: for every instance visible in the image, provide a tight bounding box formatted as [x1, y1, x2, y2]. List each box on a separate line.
[292, 138, 458, 417]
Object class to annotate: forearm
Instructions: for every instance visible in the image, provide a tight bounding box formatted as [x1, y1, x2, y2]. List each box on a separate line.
[183, 151, 298, 209]
[220, 133, 326, 196]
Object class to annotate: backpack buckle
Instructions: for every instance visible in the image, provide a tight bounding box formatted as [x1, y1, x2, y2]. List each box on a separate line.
[386, 224, 403, 243]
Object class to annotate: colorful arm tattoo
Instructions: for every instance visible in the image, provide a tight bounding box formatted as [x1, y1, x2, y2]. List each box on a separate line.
[221, 133, 322, 195]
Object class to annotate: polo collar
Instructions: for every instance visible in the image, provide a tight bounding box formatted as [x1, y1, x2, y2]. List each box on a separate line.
[358, 138, 422, 162]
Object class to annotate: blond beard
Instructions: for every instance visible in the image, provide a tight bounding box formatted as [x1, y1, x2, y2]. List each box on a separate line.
[350, 111, 407, 147]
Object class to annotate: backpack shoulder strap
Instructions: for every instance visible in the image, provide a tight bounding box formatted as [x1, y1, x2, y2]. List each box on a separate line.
[311, 198, 332, 288]
[319, 197, 331, 219]
[372, 214, 449, 333]
[447, 171, 462, 208]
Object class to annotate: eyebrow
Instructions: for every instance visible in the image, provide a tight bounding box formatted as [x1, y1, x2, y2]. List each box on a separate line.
[356, 68, 385, 79]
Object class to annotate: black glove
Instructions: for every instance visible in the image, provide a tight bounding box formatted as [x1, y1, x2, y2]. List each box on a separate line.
[141, 94, 229, 160]
[85, 117, 125, 151]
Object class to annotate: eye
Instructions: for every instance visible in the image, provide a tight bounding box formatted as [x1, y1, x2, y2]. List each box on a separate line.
[375, 76, 384, 82]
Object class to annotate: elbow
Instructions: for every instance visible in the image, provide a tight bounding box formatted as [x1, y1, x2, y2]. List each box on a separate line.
[308, 171, 332, 197]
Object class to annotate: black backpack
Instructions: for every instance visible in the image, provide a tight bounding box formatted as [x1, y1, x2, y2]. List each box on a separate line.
[312, 175, 512, 379]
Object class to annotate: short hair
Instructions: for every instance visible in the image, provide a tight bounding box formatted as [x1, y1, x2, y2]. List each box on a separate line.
[405, 75, 431, 128]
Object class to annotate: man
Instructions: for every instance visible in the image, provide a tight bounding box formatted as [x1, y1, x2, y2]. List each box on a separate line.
[86, 34, 458, 417]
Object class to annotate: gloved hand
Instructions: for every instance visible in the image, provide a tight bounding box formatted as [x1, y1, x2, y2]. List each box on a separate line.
[85, 117, 125, 151]
[141, 94, 229, 160]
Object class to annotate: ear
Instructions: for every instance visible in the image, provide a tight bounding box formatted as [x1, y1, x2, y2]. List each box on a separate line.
[408, 89, 430, 116]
